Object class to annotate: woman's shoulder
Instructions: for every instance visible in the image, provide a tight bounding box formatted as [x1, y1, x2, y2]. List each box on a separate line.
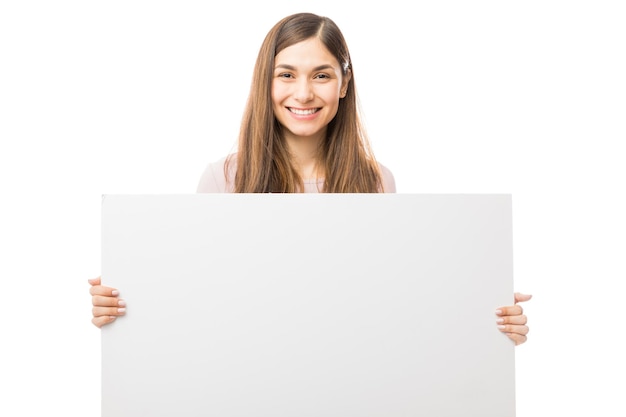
[377, 161, 396, 193]
[196, 154, 237, 193]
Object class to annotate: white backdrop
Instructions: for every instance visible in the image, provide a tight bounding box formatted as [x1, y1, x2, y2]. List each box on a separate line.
[0, 1, 624, 416]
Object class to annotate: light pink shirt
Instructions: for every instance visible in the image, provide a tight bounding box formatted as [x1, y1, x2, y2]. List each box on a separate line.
[197, 154, 396, 193]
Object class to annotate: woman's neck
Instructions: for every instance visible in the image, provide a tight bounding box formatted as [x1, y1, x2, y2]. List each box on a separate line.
[286, 132, 325, 180]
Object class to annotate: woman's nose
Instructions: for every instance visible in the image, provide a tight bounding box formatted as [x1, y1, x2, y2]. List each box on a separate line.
[293, 79, 314, 102]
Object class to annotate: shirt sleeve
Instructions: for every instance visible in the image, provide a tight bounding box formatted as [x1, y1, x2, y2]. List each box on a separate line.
[196, 156, 231, 193]
[378, 163, 397, 193]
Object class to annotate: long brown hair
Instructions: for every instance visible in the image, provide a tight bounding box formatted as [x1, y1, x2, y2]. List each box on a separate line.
[227, 12, 383, 193]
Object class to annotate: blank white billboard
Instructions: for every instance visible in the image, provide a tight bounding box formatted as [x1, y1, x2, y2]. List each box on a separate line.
[101, 194, 515, 416]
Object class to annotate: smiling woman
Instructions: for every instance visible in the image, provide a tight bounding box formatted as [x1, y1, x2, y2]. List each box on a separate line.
[217, 12, 392, 194]
[271, 38, 348, 159]
[89, 12, 531, 347]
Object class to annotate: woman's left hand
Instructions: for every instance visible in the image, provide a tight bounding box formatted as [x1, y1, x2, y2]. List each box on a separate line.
[496, 292, 532, 346]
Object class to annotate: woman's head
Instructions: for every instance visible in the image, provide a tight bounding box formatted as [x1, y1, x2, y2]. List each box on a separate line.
[272, 36, 350, 144]
[232, 13, 382, 193]
[251, 13, 354, 140]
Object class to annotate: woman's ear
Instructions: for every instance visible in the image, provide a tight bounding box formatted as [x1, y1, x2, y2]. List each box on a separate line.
[340, 69, 352, 98]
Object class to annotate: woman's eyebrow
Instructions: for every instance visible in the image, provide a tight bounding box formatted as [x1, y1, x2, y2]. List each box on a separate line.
[274, 64, 335, 71]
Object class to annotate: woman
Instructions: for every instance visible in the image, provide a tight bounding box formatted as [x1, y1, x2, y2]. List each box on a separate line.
[89, 12, 531, 345]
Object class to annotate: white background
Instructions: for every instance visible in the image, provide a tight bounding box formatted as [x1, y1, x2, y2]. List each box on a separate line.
[0, 1, 624, 416]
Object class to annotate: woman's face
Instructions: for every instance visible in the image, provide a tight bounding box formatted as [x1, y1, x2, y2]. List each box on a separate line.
[271, 37, 350, 144]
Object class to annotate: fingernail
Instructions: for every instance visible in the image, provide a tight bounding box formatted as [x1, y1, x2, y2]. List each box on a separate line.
[496, 318, 504, 324]
[497, 325, 506, 330]
[495, 309, 502, 315]
[112, 290, 119, 296]
[117, 308, 126, 313]
[118, 299, 126, 307]
[109, 316, 117, 320]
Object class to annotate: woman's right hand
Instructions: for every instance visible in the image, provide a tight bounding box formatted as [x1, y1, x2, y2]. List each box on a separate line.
[88, 276, 126, 328]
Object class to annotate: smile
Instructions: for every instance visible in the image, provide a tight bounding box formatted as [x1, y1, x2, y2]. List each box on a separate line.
[288, 107, 320, 115]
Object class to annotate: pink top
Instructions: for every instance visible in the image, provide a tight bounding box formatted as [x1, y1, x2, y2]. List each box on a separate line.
[196, 154, 396, 193]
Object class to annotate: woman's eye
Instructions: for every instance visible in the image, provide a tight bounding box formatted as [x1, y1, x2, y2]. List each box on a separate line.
[315, 73, 330, 79]
[278, 73, 293, 79]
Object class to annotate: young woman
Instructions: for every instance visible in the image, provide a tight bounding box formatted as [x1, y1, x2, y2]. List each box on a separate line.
[89, 12, 531, 345]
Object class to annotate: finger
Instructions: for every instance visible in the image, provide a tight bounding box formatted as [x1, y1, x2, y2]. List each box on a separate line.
[496, 304, 523, 316]
[92, 315, 117, 328]
[89, 285, 119, 297]
[514, 292, 533, 304]
[92, 305, 126, 318]
[496, 314, 527, 326]
[497, 324, 529, 336]
[88, 276, 101, 286]
[505, 332, 528, 346]
[92, 295, 126, 308]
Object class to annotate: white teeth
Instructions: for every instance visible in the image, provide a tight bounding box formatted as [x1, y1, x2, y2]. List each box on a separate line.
[289, 108, 318, 115]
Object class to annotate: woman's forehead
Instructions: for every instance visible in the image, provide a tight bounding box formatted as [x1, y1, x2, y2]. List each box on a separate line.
[274, 38, 339, 69]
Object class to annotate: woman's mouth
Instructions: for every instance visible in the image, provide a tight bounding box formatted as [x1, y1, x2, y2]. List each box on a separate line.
[288, 107, 320, 115]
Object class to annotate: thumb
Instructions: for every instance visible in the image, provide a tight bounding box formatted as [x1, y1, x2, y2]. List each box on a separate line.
[514, 292, 532, 303]
[88, 276, 101, 286]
